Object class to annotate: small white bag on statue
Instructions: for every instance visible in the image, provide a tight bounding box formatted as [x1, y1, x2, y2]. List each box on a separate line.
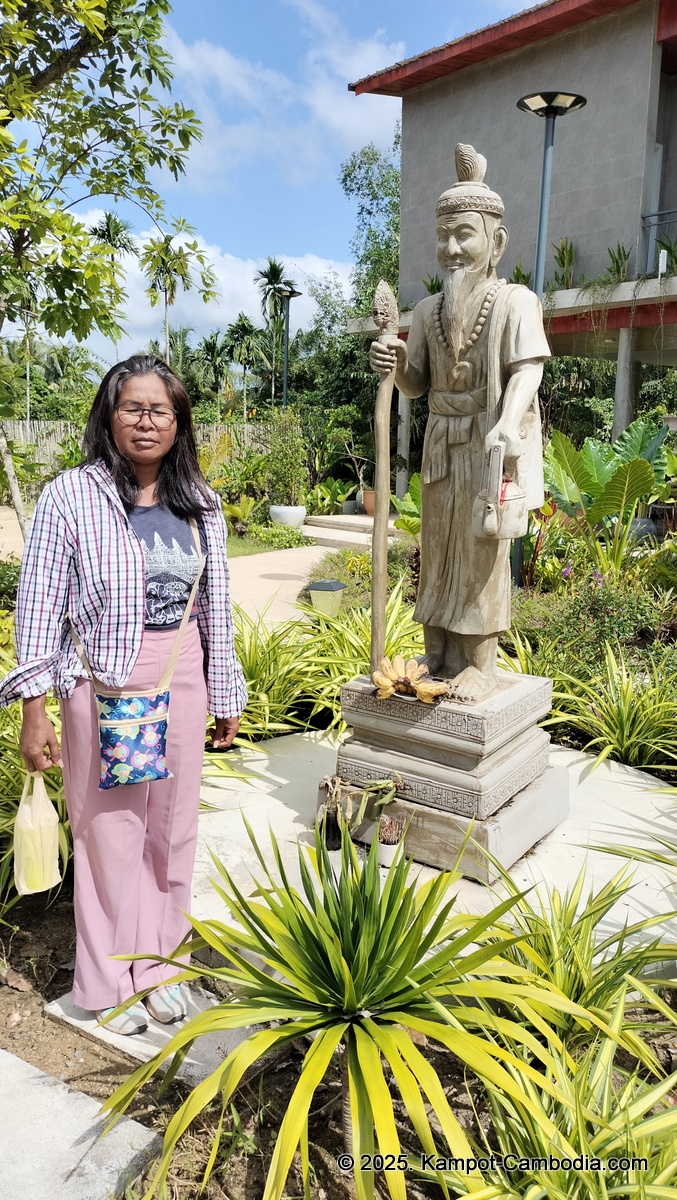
[13, 772, 61, 896]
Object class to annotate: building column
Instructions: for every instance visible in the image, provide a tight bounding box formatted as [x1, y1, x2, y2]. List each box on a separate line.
[611, 326, 640, 441]
[395, 390, 410, 498]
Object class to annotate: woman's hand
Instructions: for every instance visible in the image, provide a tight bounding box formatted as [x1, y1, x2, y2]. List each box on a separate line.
[20, 696, 62, 772]
[211, 717, 239, 750]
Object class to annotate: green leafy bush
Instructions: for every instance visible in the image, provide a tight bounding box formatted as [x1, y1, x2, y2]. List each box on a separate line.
[0, 557, 21, 610]
[305, 542, 418, 609]
[246, 524, 308, 550]
[391, 473, 421, 538]
[445, 1004, 677, 1200]
[266, 408, 308, 506]
[511, 572, 671, 667]
[304, 477, 356, 515]
[483, 863, 677, 1063]
[544, 421, 666, 575]
[102, 820, 595, 1200]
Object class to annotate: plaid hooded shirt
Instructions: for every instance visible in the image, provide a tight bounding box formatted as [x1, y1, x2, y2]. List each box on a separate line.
[0, 462, 247, 719]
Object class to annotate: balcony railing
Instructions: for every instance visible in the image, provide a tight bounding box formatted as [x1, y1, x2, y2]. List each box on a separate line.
[641, 208, 677, 272]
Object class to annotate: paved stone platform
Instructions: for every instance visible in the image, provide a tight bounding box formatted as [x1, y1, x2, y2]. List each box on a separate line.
[46, 984, 247, 1085]
[0, 1047, 159, 1200]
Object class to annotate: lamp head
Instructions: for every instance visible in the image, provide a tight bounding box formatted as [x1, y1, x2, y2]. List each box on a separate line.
[517, 92, 587, 119]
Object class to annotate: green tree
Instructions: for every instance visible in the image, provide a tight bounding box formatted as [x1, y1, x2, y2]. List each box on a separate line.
[140, 220, 216, 365]
[339, 125, 400, 313]
[90, 210, 137, 360]
[224, 314, 263, 424]
[0, 0, 205, 535]
[194, 330, 232, 420]
[254, 257, 296, 404]
[89, 211, 137, 258]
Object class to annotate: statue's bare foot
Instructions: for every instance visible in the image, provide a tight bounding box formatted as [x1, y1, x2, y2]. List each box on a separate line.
[448, 666, 497, 705]
[416, 651, 444, 674]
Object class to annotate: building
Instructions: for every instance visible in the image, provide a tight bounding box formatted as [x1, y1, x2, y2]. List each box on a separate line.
[349, 0, 677, 434]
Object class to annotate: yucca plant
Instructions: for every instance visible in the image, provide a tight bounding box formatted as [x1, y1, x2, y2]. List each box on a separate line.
[481, 862, 677, 1067]
[439, 990, 677, 1200]
[549, 643, 677, 769]
[101, 821, 609, 1200]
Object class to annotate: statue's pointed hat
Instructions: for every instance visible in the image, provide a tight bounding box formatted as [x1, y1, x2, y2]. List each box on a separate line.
[436, 144, 504, 220]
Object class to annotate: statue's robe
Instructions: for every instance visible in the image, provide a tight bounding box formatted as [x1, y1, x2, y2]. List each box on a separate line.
[401, 282, 550, 637]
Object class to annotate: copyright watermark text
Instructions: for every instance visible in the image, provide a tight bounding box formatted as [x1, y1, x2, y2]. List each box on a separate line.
[335, 1152, 649, 1174]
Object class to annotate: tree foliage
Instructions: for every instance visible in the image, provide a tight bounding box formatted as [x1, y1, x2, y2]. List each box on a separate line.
[339, 125, 400, 313]
[0, 0, 203, 342]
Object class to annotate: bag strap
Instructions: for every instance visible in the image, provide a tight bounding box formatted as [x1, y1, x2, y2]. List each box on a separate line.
[70, 517, 204, 695]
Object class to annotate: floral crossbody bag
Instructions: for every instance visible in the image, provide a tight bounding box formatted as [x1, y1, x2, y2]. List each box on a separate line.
[70, 518, 204, 791]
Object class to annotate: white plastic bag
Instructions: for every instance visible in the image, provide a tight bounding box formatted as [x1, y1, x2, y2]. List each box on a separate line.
[13, 772, 61, 896]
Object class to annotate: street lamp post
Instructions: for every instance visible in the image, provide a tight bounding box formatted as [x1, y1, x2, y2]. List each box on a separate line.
[280, 287, 302, 407]
[516, 91, 587, 297]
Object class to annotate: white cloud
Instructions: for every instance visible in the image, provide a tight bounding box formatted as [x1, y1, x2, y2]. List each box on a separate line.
[160, 2, 403, 193]
[76, 216, 353, 366]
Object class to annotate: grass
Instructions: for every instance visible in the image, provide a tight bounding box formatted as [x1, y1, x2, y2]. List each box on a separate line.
[226, 538, 290, 558]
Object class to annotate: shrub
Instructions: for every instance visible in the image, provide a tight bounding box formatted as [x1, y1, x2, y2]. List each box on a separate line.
[305, 541, 418, 609]
[511, 573, 670, 667]
[483, 863, 677, 1063]
[246, 524, 308, 550]
[298, 582, 424, 726]
[0, 558, 20, 610]
[266, 409, 308, 506]
[102, 821, 597, 1200]
[443, 1009, 677, 1200]
[232, 606, 312, 739]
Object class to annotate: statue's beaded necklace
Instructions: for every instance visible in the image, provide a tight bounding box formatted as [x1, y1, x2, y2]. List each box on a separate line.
[433, 279, 504, 360]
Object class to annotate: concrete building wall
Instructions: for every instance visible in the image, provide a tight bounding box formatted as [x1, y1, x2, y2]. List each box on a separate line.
[400, 0, 661, 306]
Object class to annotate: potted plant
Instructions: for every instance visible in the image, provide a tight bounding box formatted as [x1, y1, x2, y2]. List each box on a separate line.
[362, 481, 375, 516]
[267, 409, 309, 528]
[376, 812, 405, 867]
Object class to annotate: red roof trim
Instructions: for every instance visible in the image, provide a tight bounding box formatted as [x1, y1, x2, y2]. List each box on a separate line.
[658, 0, 677, 41]
[549, 301, 677, 336]
[350, 0, 645, 97]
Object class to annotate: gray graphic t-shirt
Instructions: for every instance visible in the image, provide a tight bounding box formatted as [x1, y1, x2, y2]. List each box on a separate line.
[129, 504, 206, 629]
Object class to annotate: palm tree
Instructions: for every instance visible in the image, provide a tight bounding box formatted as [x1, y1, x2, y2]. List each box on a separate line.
[149, 326, 196, 383]
[194, 331, 232, 420]
[140, 220, 217, 364]
[90, 211, 137, 257]
[253, 257, 296, 404]
[224, 314, 263, 424]
[90, 212, 137, 360]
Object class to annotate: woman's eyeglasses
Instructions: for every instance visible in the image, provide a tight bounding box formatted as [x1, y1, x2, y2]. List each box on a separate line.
[114, 403, 177, 430]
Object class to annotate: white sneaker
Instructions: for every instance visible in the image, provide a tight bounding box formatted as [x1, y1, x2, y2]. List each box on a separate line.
[144, 983, 188, 1024]
[97, 1002, 148, 1035]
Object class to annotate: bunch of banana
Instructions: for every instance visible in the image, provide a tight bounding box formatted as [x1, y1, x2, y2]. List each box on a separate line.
[371, 655, 448, 705]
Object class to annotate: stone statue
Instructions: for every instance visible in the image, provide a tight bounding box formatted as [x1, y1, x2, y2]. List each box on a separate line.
[369, 143, 550, 705]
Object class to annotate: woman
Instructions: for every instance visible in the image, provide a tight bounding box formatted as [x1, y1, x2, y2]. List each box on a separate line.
[0, 355, 247, 1034]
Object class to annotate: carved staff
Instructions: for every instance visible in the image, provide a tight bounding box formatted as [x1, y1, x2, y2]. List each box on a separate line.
[370, 280, 399, 673]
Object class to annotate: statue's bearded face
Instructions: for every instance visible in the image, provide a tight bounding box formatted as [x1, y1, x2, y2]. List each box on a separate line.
[435, 212, 492, 275]
[435, 211, 507, 360]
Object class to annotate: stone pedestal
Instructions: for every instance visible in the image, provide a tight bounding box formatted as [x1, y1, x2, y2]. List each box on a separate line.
[327, 672, 568, 882]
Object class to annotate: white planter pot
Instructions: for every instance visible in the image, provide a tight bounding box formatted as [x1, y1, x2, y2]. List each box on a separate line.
[269, 505, 307, 528]
[377, 841, 401, 868]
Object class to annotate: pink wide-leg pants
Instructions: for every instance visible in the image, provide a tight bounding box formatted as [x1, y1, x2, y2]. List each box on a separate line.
[60, 621, 208, 1012]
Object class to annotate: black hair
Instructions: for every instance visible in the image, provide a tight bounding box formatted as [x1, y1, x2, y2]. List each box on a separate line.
[83, 354, 215, 518]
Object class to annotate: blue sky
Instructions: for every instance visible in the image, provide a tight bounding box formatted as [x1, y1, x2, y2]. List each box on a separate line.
[83, 0, 527, 360]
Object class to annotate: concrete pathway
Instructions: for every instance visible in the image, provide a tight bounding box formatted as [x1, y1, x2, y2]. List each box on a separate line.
[227, 543, 328, 622]
[0, 1047, 158, 1200]
[0, 506, 23, 558]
